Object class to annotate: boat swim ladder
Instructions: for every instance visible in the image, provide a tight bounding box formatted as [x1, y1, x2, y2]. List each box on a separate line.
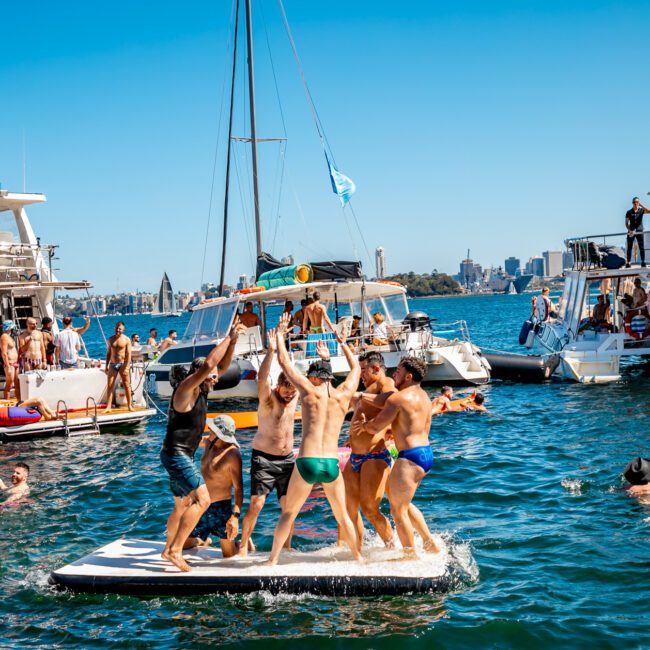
[56, 400, 70, 437]
[85, 397, 101, 435]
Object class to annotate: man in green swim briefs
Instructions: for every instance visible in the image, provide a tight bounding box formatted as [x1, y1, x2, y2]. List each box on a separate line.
[265, 312, 362, 566]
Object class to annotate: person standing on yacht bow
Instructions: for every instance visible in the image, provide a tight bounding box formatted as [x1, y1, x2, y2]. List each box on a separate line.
[625, 197, 650, 268]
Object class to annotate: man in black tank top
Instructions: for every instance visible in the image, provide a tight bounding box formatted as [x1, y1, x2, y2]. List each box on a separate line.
[161, 318, 246, 572]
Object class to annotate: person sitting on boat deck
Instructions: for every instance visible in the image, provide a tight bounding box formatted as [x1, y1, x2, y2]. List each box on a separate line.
[623, 457, 650, 496]
[160, 318, 246, 572]
[265, 312, 362, 566]
[158, 330, 178, 354]
[344, 351, 396, 548]
[352, 356, 439, 559]
[632, 278, 648, 308]
[130, 334, 141, 351]
[16, 396, 56, 421]
[103, 321, 133, 413]
[431, 386, 454, 414]
[0, 462, 30, 505]
[371, 313, 389, 346]
[19, 317, 46, 372]
[238, 329, 299, 557]
[184, 416, 247, 557]
[239, 301, 261, 329]
[147, 328, 159, 348]
[625, 197, 649, 268]
[303, 291, 335, 334]
[54, 317, 81, 369]
[40, 317, 56, 367]
[1, 320, 20, 400]
[535, 287, 556, 322]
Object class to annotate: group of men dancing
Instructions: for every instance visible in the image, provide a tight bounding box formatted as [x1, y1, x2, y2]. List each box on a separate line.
[160, 312, 439, 572]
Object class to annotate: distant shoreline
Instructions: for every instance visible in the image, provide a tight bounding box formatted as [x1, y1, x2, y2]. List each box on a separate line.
[410, 292, 535, 299]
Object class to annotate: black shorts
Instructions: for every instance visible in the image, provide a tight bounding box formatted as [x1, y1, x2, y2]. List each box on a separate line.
[250, 448, 295, 499]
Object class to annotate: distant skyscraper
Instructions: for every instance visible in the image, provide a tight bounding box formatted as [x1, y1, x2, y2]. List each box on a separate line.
[457, 257, 482, 287]
[237, 274, 250, 291]
[562, 250, 574, 270]
[375, 247, 386, 279]
[527, 256, 545, 277]
[543, 250, 563, 278]
[504, 256, 520, 276]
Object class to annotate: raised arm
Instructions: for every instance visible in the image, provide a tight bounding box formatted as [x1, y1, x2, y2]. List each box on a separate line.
[257, 328, 277, 404]
[216, 317, 246, 375]
[337, 335, 361, 399]
[276, 312, 311, 393]
[75, 317, 91, 335]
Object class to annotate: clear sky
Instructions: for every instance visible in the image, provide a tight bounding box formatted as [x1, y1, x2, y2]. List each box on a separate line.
[2, 0, 649, 294]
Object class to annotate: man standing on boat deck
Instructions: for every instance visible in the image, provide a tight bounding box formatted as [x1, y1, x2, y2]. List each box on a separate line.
[302, 292, 335, 334]
[625, 197, 650, 268]
[158, 330, 177, 354]
[55, 317, 81, 369]
[19, 317, 46, 371]
[265, 312, 361, 566]
[147, 328, 159, 348]
[40, 317, 56, 367]
[103, 321, 133, 413]
[239, 301, 261, 328]
[160, 318, 246, 572]
[1, 320, 20, 399]
[352, 356, 439, 559]
[238, 328, 299, 557]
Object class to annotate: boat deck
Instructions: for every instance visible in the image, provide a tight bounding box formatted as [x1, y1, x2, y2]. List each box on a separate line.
[0, 405, 156, 442]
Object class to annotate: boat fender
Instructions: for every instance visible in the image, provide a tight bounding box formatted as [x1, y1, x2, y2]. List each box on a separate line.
[518, 320, 533, 345]
[211, 361, 242, 391]
[0, 406, 42, 427]
[525, 329, 535, 349]
[624, 307, 650, 340]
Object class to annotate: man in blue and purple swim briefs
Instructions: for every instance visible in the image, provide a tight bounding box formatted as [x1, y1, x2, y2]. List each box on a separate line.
[353, 355, 440, 559]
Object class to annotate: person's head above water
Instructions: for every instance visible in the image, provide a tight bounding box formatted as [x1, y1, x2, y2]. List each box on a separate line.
[393, 356, 427, 389]
[474, 393, 485, 406]
[624, 457, 650, 486]
[275, 371, 297, 403]
[441, 385, 453, 398]
[12, 462, 29, 485]
[359, 351, 386, 387]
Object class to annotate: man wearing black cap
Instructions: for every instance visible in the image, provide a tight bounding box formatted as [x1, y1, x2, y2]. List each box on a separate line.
[160, 317, 246, 572]
[623, 457, 650, 496]
[625, 197, 650, 268]
[265, 312, 361, 566]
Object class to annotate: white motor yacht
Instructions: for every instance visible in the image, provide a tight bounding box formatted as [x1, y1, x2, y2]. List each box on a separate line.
[523, 231, 650, 382]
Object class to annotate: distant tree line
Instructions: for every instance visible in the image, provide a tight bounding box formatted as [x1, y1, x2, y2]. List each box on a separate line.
[385, 271, 462, 297]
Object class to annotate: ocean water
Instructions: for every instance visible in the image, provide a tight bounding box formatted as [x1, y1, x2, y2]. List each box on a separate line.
[1, 294, 649, 649]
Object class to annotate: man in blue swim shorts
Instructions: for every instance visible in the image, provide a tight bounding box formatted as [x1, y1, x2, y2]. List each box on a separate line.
[353, 356, 440, 559]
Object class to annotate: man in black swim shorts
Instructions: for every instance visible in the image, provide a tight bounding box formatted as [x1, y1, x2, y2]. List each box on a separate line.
[160, 317, 246, 572]
[238, 328, 299, 556]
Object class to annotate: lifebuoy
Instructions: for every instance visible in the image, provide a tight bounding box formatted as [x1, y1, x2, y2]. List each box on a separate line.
[236, 286, 265, 295]
[378, 280, 402, 287]
[624, 306, 650, 340]
[0, 406, 42, 427]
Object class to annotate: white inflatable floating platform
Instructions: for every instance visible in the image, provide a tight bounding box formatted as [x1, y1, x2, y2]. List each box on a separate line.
[50, 538, 456, 597]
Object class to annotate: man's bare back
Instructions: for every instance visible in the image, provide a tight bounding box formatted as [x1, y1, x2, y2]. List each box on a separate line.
[383, 386, 432, 451]
[201, 443, 240, 501]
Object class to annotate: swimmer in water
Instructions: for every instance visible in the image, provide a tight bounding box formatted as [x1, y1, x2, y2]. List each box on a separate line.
[184, 416, 248, 558]
[238, 329, 299, 557]
[0, 462, 30, 505]
[265, 313, 361, 566]
[431, 388, 487, 414]
[353, 356, 440, 559]
[623, 457, 650, 496]
[431, 386, 454, 414]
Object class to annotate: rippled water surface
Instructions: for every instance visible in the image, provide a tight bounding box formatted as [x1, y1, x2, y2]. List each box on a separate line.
[1, 295, 649, 648]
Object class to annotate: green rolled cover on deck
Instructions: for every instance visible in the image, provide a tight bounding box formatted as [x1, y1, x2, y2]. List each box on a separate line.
[257, 264, 313, 289]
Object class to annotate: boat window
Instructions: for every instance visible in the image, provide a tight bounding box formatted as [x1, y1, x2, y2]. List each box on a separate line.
[383, 294, 408, 323]
[158, 343, 216, 365]
[215, 301, 238, 337]
[183, 309, 205, 340]
[364, 299, 386, 323]
[558, 277, 572, 321]
[197, 305, 220, 339]
[570, 276, 587, 330]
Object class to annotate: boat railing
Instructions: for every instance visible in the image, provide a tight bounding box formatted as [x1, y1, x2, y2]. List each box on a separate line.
[430, 320, 472, 344]
[565, 230, 650, 271]
[0, 241, 57, 283]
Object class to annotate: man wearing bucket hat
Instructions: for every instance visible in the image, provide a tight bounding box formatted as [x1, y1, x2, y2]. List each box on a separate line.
[184, 415, 248, 557]
[161, 317, 247, 573]
[623, 457, 650, 495]
[0, 320, 20, 399]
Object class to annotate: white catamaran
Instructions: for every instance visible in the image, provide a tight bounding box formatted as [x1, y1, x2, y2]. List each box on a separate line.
[146, 0, 490, 399]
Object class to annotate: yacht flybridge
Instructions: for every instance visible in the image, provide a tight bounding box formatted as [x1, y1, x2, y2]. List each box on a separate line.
[0, 190, 154, 441]
[146, 278, 491, 400]
[525, 230, 650, 382]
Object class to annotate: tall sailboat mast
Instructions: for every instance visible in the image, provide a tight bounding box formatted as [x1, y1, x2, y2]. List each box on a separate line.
[245, 0, 263, 257]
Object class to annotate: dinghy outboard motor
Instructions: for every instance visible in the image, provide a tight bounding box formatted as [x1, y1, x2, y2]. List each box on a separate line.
[403, 311, 432, 332]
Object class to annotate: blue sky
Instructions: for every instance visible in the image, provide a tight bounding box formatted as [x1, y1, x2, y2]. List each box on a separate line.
[2, 0, 649, 293]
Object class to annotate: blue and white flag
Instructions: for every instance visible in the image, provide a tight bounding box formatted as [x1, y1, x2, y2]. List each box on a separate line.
[326, 155, 356, 206]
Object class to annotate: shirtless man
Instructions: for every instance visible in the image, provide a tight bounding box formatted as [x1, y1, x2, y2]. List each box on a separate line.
[344, 351, 395, 547]
[184, 416, 245, 558]
[623, 457, 650, 496]
[240, 301, 261, 328]
[158, 330, 177, 353]
[1, 320, 20, 399]
[40, 317, 56, 366]
[303, 292, 335, 334]
[147, 328, 159, 348]
[19, 317, 46, 371]
[0, 462, 30, 505]
[431, 386, 454, 414]
[293, 299, 308, 331]
[160, 318, 246, 572]
[238, 329, 298, 557]
[266, 312, 361, 565]
[103, 321, 133, 412]
[354, 356, 438, 558]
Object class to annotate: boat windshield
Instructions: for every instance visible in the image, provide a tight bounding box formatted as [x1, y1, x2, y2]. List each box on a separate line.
[383, 294, 408, 322]
[183, 302, 238, 341]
